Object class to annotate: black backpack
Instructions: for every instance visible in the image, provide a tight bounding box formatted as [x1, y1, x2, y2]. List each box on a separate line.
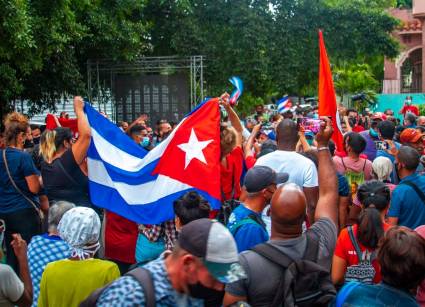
[216, 175, 240, 225]
[79, 267, 156, 307]
[217, 199, 241, 225]
[251, 232, 336, 307]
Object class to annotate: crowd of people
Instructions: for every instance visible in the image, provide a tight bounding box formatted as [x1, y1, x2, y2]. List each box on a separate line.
[0, 94, 425, 307]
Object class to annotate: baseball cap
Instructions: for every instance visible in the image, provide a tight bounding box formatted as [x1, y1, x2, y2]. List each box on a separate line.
[400, 128, 424, 144]
[305, 130, 315, 139]
[178, 219, 246, 283]
[244, 165, 289, 193]
[371, 112, 387, 121]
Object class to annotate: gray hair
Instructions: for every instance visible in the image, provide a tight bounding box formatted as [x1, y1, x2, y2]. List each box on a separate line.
[405, 112, 416, 125]
[48, 201, 76, 232]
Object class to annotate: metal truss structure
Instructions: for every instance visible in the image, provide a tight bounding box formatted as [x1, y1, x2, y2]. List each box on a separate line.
[87, 56, 205, 121]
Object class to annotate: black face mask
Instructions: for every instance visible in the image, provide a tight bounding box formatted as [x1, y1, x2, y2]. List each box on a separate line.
[33, 137, 40, 145]
[24, 139, 34, 149]
[348, 117, 357, 128]
[187, 282, 224, 301]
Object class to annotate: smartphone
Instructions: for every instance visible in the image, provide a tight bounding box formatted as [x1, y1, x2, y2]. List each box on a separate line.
[298, 118, 321, 134]
[375, 141, 388, 151]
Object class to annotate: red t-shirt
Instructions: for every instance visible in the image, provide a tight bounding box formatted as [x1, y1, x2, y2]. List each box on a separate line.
[334, 223, 392, 284]
[245, 155, 256, 170]
[104, 211, 138, 264]
[220, 146, 243, 200]
[401, 105, 419, 116]
[352, 125, 365, 133]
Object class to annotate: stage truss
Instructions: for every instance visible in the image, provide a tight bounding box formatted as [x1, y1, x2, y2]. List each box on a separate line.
[86, 56, 205, 122]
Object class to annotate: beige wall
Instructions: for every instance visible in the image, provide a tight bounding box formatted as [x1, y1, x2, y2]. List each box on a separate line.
[384, 58, 397, 79]
[413, 0, 425, 18]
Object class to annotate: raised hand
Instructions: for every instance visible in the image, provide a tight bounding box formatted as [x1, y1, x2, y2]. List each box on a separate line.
[316, 116, 334, 147]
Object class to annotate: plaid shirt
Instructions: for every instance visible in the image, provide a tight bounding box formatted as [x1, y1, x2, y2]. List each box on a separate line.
[140, 220, 178, 251]
[27, 234, 70, 307]
[97, 253, 204, 307]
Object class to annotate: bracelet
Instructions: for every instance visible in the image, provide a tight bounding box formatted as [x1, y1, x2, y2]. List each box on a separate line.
[317, 147, 330, 152]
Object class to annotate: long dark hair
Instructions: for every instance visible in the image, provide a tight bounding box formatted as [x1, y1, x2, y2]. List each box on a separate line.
[173, 191, 210, 225]
[356, 181, 391, 248]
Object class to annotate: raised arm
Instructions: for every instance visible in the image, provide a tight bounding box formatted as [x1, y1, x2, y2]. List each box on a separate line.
[297, 128, 311, 153]
[71, 96, 91, 165]
[244, 123, 261, 158]
[314, 118, 338, 226]
[128, 115, 146, 131]
[220, 93, 243, 147]
[11, 234, 33, 307]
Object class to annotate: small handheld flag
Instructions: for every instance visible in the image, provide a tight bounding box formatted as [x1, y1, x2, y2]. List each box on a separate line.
[277, 96, 292, 114]
[229, 76, 244, 106]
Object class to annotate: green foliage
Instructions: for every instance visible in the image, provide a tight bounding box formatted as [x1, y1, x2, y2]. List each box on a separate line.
[334, 63, 379, 99]
[0, 0, 149, 117]
[0, 0, 400, 118]
[397, 0, 412, 8]
[235, 93, 265, 118]
[419, 104, 425, 116]
[325, 0, 397, 9]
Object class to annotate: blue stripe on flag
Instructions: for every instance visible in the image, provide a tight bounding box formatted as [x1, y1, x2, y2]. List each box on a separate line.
[88, 143, 159, 184]
[89, 181, 221, 224]
[84, 103, 148, 159]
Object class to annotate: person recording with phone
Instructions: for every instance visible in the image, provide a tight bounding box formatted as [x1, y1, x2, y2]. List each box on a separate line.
[376, 120, 400, 164]
[345, 109, 365, 133]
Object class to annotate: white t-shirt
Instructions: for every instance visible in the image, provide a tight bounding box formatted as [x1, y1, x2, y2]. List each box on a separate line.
[0, 264, 24, 307]
[255, 150, 318, 188]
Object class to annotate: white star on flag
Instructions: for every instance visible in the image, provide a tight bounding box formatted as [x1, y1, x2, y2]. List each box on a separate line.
[177, 128, 213, 169]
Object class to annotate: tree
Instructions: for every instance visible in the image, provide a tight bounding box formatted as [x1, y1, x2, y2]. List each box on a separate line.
[397, 0, 412, 8]
[1, 0, 400, 118]
[0, 0, 150, 118]
[334, 63, 379, 101]
[269, 0, 399, 97]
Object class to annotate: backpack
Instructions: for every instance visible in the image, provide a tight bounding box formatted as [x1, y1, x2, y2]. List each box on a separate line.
[217, 173, 240, 225]
[228, 213, 266, 237]
[251, 231, 336, 307]
[344, 226, 376, 285]
[79, 267, 156, 307]
[341, 157, 367, 201]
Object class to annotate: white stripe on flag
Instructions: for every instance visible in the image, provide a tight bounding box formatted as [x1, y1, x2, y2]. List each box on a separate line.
[87, 158, 192, 204]
[91, 116, 187, 172]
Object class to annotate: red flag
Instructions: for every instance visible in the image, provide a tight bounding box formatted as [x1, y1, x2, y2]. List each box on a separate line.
[45, 114, 79, 137]
[318, 30, 344, 152]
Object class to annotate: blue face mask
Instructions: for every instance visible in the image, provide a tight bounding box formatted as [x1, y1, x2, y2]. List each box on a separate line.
[370, 128, 379, 139]
[140, 137, 150, 148]
[313, 113, 319, 119]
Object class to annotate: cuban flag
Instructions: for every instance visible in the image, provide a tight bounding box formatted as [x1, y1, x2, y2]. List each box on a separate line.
[85, 98, 221, 224]
[277, 96, 292, 114]
[229, 76, 244, 106]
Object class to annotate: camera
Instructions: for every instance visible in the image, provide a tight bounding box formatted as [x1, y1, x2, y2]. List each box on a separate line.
[375, 141, 388, 151]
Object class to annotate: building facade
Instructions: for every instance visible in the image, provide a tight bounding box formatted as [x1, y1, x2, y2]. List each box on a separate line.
[383, 0, 425, 94]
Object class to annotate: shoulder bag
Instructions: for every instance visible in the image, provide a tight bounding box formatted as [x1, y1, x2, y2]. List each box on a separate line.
[2, 149, 44, 225]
